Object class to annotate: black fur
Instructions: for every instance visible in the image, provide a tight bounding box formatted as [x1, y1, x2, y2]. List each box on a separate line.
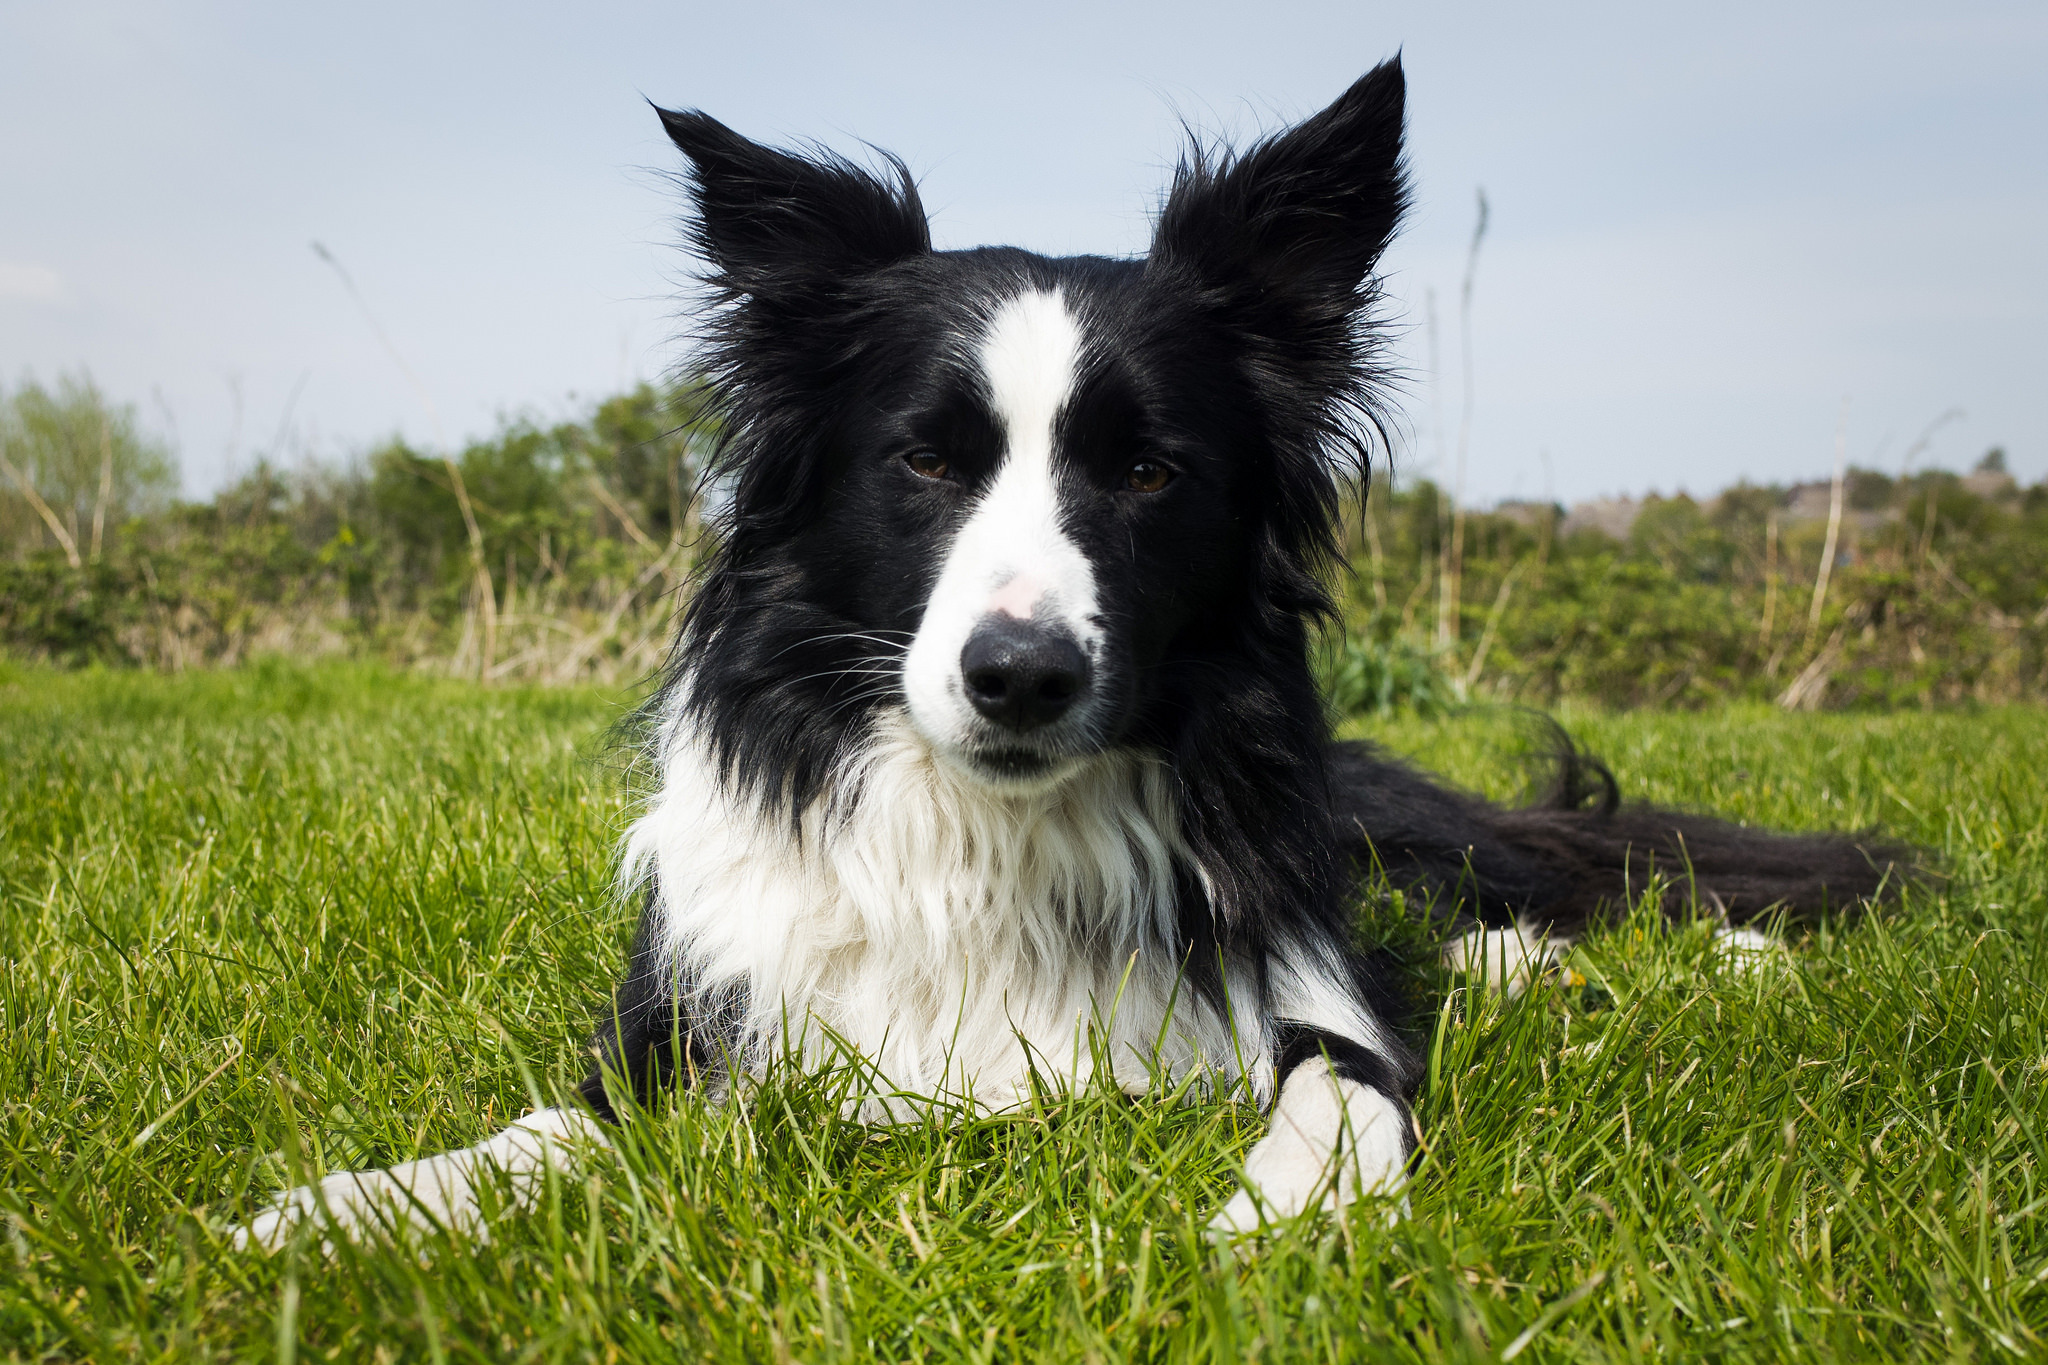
[1274, 1025, 1414, 1131]
[579, 883, 748, 1121]
[584, 58, 1905, 1128]
[1329, 726, 1907, 938]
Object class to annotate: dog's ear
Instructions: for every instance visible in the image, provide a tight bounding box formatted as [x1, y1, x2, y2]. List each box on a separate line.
[655, 106, 931, 300]
[1150, 58, 1407, 321]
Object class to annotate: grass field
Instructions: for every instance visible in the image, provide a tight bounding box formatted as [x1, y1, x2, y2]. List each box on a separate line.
[2, 660, 2044, 1362]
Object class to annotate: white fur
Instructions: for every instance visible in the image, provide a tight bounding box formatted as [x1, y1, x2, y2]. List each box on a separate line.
[1713, 923, 1786, 973]
[235, 1106, 604, 1252]
[1208, 1058, 1409, 1237]
[1441, 919, 1572, 995]
[902, 289, 1104, 763]
[632, 704, 1362, 1110]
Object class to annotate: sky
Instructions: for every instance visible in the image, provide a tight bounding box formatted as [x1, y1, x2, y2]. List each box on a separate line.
[3, 1, 2043, 505]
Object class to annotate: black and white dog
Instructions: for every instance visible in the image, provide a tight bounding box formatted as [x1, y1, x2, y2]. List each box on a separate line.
[240, 57, 1896, 1250]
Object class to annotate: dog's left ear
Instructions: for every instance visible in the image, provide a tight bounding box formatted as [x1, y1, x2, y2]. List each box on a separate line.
[1150, 58, 1407, 324]
[655, 105, 932, 305]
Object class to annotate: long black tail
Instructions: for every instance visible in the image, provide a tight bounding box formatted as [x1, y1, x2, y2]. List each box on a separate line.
[1328, 727, 1909, 938]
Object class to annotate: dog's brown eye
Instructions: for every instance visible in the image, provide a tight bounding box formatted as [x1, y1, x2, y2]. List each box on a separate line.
[905, 451, 950, 480]
[1123, 459, 1172, 494]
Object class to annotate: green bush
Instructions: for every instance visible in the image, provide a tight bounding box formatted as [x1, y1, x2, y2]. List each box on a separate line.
[1339, 468, 2048, 710]
[1, 379, 716, 681]
[1316, 631, 1453, 717]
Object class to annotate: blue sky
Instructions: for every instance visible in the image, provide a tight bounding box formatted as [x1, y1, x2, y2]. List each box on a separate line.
[3, 1, 2043, 503]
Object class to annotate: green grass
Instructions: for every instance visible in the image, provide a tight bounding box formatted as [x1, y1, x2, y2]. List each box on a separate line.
[2, 660, 2044, 1362]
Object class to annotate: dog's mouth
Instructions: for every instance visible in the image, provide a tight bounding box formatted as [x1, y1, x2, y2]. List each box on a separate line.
[922, 675, 1134, 793]
[960, 745, 1062, 782]
[933, 728, 1111, 793]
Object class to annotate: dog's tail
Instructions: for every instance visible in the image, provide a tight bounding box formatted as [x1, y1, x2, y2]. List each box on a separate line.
[1328, 724, 1910, 936]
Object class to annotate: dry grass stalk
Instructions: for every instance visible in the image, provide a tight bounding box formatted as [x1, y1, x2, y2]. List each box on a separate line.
[589, 475, 661, 555]
[1362, 486, 1388, 613]
[1807, 398, 1849, 639]
[442, 458, 498, 682]
[1436, 190, 1490, 660]
[1916, 481, 1941, 570]
[90, 416, 113, 562]
[1759, 510, 1780, 649]
[1777, 626, 1845, 711]
[0, 441, 82, 568]
[1461, 558, 1526, 694]
[1427, 289, 1453, 653]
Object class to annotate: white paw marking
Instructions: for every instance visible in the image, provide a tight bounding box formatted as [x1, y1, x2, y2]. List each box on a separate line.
[1441, 920, 1573, 995]
[233, 1106, 607, 1252]
[1713, 924, 1785, 973]
[1207, 1062, 1408, 1242]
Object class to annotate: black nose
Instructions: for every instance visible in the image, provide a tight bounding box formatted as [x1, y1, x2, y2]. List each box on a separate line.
[960, 618, 1089, 732]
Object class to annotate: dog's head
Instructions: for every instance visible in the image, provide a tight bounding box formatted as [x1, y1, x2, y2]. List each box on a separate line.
[660, 61, 1406, 805]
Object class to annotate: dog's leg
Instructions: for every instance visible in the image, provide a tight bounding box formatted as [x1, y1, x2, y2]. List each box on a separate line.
[578, 881, 747, 1121]
[1207, 1030, 1412, 1238]
[235, 1106, 608, 1252]
[235, 917, 737, 1252]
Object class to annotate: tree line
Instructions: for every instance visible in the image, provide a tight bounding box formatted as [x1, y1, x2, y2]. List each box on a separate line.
[4, 372, 2044, 708]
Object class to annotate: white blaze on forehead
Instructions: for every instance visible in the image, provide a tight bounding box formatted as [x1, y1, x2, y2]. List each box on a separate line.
[902, 288, 1103, 758]
[979, 288, 1083, 459]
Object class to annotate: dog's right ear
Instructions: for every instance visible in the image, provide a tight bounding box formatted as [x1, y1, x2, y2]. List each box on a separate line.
[655, 106, 931, 301]
[1150, 59, 1407, 328]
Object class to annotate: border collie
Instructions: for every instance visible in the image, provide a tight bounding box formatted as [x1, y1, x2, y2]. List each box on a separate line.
[239, 56, 1898, 1251]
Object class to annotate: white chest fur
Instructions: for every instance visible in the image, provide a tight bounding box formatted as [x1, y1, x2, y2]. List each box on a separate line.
[623, 708, 1276, 1107]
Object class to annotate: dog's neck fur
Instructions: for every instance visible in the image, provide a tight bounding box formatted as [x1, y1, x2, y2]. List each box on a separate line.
[625, 701, 1279, 1107]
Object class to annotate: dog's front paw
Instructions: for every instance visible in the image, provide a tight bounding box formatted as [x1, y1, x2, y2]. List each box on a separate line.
[233, 1153, 481, 1252]
[1206, 1071, 1410, 1247]
[232, 1107, 605, 1253]
[1713, 924, 1786, 966]
[235, 1184, 320, 1253]
[1205, 1185, 1269, 1244]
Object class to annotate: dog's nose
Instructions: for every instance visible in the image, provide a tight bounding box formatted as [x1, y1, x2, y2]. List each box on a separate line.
[960, 618, 1088, 732]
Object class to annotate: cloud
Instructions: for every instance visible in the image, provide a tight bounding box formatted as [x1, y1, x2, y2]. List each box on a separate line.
[0, 262, 64, 301]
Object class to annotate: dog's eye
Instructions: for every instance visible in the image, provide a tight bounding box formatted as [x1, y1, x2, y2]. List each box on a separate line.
[1123, 459, 1173, 494]
[905, 451, 951, 481]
